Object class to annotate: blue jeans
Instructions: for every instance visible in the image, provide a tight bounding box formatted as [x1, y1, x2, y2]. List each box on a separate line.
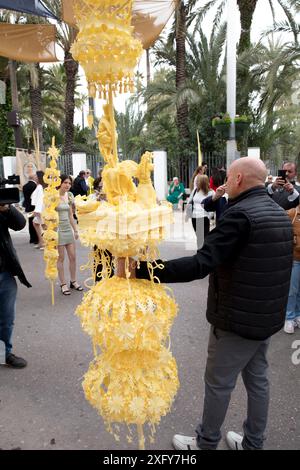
[0, 272, 17, 356]
[286, 261, 300, 321]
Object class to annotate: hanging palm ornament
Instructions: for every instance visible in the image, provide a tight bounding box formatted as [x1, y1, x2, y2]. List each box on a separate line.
[71, 0, 179, 449]
[42, 138, 61, 306]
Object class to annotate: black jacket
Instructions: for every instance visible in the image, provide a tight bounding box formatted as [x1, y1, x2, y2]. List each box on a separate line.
[22, 180, 37, 212]
[0, 206, 31, 287]
[137, 186, 293, 340]
[267, 182, 300, 210]
[71, 176, 88, 197]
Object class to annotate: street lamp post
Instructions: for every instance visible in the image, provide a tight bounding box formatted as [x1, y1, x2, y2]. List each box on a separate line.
[226, 0, 239, 168]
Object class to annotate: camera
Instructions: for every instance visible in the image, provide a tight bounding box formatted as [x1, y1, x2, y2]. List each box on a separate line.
[0, 175, 20, 205]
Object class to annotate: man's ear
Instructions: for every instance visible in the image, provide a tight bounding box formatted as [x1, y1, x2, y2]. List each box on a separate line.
[237, 173, 243, 186]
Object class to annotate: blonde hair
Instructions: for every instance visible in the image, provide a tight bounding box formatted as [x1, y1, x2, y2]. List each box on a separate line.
[195, 175, 209, 195]
[190, 166, 204, 191]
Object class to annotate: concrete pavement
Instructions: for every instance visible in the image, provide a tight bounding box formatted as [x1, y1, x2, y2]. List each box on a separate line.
[0, 214, 299, 450]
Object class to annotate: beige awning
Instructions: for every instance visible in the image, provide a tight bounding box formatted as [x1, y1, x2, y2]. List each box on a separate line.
[0, 24, 58, 63]
[62, 0, 178, 49]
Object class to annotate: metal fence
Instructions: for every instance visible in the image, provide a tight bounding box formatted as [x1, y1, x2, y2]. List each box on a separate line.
[167, 152, 226, 186]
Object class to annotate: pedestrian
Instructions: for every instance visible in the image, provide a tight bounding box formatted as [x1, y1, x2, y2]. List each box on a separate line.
[185, 175, 214, 249]
[190, 166, 204, 191]
[117, 157, 294, 450]
[57, 175, 83, 295]
[202, 168, 227, 225]
[71, 171, 88, 197]
[284, 204, 300, 334]
[0, 204, 31, 368]
[31, 171, 46, 249]
[267, 162, 300, 209]
[167, 177, 185, 206]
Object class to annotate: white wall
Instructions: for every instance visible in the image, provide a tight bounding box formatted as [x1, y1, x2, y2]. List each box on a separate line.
[72, 153, 87, 177]
[2, 156, 16, 179]
[153, 150, 168, 201]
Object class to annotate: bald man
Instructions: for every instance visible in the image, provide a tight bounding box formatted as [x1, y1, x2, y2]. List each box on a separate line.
[117, 157, 294, 450]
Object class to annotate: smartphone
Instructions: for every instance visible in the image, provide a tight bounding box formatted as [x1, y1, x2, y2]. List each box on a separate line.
[277, 169, 287, 181]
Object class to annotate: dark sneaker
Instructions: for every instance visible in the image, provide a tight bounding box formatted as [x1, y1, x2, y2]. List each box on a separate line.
[6, 353, 27, 369]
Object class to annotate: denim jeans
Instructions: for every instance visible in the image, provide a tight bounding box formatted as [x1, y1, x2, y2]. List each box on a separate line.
[0, 271, 17, 356]
[286, 260, 300, 321]
[196, 327, 270, 450]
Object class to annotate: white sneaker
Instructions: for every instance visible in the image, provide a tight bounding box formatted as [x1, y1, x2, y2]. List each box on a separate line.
[284, 320, 295, 334]
[226, 431, 244, 450]
[294, 318, 300, 329]
[172, 434, 200, 450]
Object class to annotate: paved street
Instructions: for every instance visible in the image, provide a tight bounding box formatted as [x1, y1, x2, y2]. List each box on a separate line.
[0, 212, 299, 450]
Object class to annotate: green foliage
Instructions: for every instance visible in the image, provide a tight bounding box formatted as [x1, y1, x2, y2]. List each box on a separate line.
[212, 113, 232, 126]
[234, 115, 252, 123]
[0, 83, 14, 157]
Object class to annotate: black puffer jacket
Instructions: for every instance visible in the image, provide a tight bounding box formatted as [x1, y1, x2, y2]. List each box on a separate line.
[206, 188, 293, 339]
[137, 187, 293, 340]
[0, 206, 31, 287]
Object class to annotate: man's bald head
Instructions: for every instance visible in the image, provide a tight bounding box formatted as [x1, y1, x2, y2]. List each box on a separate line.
[226, 157, 268, 199]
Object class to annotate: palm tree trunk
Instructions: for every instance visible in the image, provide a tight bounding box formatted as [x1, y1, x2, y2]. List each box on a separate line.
[237, 0, 257, 55]
[237, 0, 257, 115]
[63, 50, 78, 157]
[29, 63, 44, 151]
[8, 60, 22, 148]
[146, 49, 151, 86]
[176, 1, 189, 185]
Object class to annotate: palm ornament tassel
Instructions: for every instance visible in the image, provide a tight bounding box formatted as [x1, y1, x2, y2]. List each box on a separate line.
[71, 0, 179, 449]
[42, 137, 61, 305]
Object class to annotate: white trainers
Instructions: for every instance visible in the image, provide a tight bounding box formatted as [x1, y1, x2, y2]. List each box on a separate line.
[294, 317, 300, 329]
[226, 431, 244, 450]
[284, 320, 295, 334]
[172, 434, 200, 450]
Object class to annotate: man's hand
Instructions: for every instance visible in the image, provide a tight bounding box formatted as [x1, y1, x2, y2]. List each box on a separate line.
[116, 257, 136, 279]
[213, 185, 226, 201]
[0, 204, 9, 212]
[272, 177, 285, 190]
[284, 182, 294, 194]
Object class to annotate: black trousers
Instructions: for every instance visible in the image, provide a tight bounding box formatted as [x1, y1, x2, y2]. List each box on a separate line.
[28, 216, 38, 244]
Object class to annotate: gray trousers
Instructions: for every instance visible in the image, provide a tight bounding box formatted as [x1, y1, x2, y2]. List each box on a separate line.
[196, 326, 270, 450]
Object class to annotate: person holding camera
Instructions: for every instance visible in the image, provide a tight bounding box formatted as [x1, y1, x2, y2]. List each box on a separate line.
[0, 204, 31, 368]
[267, 162, 300, 210]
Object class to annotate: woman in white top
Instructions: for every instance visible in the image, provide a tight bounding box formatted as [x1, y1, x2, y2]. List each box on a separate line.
[187, 174, 214, 249]
[31, 171, 46, 249]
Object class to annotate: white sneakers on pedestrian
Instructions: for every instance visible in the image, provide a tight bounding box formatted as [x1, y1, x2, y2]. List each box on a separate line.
[172, 434, 200, 451]
[225, 431, 244, 450]
[284, 320, 295, 334]
[284, 318, 300, 334]
[294, 317, 300, 329]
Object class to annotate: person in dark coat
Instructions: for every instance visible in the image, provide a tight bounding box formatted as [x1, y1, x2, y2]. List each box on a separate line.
[116, 157, 293, 451]
[71, 171, 88, 197]
[0, 205, 31, 368]
[22, 175, 38, 244]
[267, 162, 300, 209]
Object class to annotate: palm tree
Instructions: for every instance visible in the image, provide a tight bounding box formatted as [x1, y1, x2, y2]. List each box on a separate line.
[194, 0, 300, 112]
[43, 0, 79, 156]
[148, 24, 227, 152]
